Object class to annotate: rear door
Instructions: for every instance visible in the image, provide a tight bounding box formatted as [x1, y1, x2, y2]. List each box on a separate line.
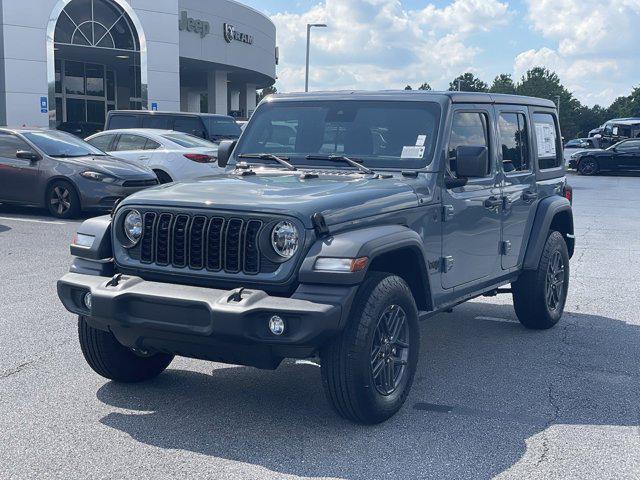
[0, 132, 41, 203]
[495, 107, 536, 269]
[441, 106, 502, 288]
[614, 139, 640, 170]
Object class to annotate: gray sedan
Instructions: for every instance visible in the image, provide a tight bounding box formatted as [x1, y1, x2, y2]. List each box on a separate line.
[0, 128, 158, 218]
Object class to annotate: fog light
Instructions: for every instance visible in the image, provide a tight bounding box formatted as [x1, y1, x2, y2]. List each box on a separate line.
[268, 315, 285, 335]
[83, 292, 92, 310]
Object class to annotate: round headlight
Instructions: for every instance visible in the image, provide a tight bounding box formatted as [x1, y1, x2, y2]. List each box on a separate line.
[271, 221, 299, 259]
[123, 210, 143, 245]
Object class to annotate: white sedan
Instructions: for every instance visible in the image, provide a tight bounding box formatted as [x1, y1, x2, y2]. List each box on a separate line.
[86, 129, 223, 183]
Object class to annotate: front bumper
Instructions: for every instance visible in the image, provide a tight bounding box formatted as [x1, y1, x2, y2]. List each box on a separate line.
[57, 273, 356, 368]
[568, 159, 578, 170]
[77, 179, 157, 211]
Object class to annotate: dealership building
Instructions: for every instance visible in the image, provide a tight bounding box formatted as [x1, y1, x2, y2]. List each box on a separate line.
[0, 0, 277, 130]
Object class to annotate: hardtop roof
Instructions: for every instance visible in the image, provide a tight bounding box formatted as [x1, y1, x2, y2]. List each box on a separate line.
[266, 90, 556, 108]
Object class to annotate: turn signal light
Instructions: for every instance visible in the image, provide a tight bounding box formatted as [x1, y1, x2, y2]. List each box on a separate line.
[314, 257, 369, 272]
[184, 153, 215, 163]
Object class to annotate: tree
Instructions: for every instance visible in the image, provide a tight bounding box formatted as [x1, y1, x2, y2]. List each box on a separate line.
[418, 82, 432, 91]
[516, 67, 581, 138]
[489, 74, 516, 95]
[404, 85, 413, 90]
[257, 85, 277, 103]
[448, 73, 488, 92]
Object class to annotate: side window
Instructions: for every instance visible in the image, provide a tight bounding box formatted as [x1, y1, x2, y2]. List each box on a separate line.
[173, 117, 206, 138]
[114, 134, 148, 151]
[448, 112, 490, 176]
[616, 140, 640, 151]
[498, 112, 529, 173]
[108, 115, 139, 129]
[533, 113, 562, 170]
[144, 139, 161, 150]
[0, 133, 33, 158]
[87, 134, 115, 151]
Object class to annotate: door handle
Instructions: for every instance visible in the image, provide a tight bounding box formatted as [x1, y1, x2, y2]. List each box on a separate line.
[484, 196, 503, 209]
[522, 191, 538, 202]
[138, 156, 150, 160]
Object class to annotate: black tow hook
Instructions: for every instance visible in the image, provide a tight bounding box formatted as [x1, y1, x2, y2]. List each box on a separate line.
[228, 287, 245, 302]
[106, 273, 123, 287]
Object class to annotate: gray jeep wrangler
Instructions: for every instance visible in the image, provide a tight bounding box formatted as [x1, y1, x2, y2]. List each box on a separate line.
[57, 91, 574, 424]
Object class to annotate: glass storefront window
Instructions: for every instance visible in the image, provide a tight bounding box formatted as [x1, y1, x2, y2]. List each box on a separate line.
[86, 64, 105, 97]
[66, 98, 86, 123]
[65, 61, 85, 95]
[106, 70, 115, 101]
[87, 100, 106, 125]
[55, 59, 62, 94]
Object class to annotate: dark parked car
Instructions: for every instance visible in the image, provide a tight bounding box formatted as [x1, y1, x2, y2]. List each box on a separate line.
[563, 137, 599, 166]
[57, 121, 103, 138]
[0, 128, 158, 218]
[569, 138, 640, 175]
[57, 91, 574, 423]
[105, 111, 241, 143]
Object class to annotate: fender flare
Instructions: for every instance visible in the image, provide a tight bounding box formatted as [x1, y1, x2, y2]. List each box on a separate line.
[523, 196, 574, 270]
[298, 224, 429, 286]
[70, 214, 113, 261]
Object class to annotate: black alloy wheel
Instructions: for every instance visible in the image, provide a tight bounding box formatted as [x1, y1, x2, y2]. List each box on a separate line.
[370, 304, 410, 395]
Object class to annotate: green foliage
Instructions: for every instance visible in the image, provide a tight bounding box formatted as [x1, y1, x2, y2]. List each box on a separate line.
[448, 73, 488, 93]
[404, 85, 413, 90]
[489, 74, 516, 95]
[418, 83, 432, 91]
[257, 85, 277, 103]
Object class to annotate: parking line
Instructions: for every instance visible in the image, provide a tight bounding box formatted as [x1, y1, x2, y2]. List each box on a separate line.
[0, 216, 69, 225]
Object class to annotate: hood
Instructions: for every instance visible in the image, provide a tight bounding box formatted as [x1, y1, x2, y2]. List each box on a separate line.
[575, 148, 607, 157]
[120, 170, 420, 228]
[63, 155, 155, 179]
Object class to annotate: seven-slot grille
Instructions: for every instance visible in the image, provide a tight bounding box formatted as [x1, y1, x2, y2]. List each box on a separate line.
[137, 212, 264, 275]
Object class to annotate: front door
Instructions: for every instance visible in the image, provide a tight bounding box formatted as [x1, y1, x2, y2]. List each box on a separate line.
[442, 107, 502, 289]
[0, 132, 40, 204]
[615, 139, 640, 170]
[496, 107, 536, 269]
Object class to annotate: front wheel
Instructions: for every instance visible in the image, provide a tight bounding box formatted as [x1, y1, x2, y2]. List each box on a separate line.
[578, 157, 598, 175]
[512, 231, 569, 329]
[78, 316, 173, 382]
[321, 273, 420, 424]
[46, 180, 80, 218]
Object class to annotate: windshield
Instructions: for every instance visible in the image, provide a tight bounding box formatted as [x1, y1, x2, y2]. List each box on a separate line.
[162, 133, 218, 149]
[205, 117, 241, 138]
[23, 130, 105, 157]
[236, 100, 441, 169]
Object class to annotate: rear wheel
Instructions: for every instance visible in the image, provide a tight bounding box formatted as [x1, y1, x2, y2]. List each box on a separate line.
[321, 273, 419, 424]
[46, 180, 80, 218]
[78, 316, 173, 382]
[578, 157, 598, 175]
[512, 231, 569, 329]
[154, 170, 173, 184]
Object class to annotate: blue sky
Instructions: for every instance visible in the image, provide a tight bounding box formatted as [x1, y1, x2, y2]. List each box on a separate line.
[241, 0, 639, 107]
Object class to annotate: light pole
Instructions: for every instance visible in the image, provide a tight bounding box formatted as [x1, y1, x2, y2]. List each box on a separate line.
[305, 23, 327, 92]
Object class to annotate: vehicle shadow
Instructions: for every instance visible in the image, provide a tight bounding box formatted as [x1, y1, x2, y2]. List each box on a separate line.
[0, 203, 96, 220]
[96, 302, 639, 479]
[0, 224, 11, 233]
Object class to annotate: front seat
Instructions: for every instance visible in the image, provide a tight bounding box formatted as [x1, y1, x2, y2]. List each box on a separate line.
[344, 124, 373, 156]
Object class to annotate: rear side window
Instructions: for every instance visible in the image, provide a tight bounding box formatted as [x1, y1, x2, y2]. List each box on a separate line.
[87, 134, 116, 151]
[142, 115, 172, 129]
[144, 139, 161, 150]
[173, 117, 206, 138]
[108, 115, 139, 129]
[204, 117, 241, 137]
[448, 112, 490, 176]
[498, 113, 529, 173]
[114, 134, 148, 151]
[162, 133, 217, 148]
[533, 113, 562, 170]
[0, 133, 32, 158]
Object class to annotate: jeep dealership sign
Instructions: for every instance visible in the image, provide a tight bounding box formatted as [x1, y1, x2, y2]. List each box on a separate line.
[179, 11, 210, 38]
[223, 23, 254, 45]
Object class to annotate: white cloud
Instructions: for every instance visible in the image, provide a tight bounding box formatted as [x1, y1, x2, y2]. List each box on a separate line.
[270, 0, 510, 92]
[514, 0, 640, 106]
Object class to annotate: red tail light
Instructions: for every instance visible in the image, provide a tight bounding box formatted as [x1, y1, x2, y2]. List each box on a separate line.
[563, 184, 573, 204]
[184, 153, 215, 163]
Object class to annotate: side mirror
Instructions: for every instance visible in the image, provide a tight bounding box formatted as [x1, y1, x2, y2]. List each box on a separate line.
[217, 140, 237, 168]
[16, 150, 41, 161]
[455, 145, 489, 178]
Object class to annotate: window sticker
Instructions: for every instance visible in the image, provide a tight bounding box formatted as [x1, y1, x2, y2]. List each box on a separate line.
[401, 146, 426, 158]
[416, 135, 427, 146]
[535, 123, 557, 158]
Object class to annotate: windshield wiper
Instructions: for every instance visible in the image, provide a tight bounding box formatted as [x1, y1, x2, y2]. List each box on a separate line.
[305, 154, 374, 174]
[50, 153, 92, 158]
[238, 153, 297, 171]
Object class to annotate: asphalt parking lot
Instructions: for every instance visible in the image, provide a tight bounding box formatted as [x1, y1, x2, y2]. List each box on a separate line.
[1, 173, 638, 480]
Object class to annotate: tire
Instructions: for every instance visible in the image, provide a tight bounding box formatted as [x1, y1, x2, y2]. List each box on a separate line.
[78, 316, 173, 382]
[154, 170, 173, 184]
[320, 272, 420, 424]
[512, 231, 570, 330]
[46, 180, 81, 218]
[578, 157, 598, 175]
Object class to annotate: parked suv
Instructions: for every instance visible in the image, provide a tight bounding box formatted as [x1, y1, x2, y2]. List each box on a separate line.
[105, 111, 241, 143]
[57, 92, 574, 423]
